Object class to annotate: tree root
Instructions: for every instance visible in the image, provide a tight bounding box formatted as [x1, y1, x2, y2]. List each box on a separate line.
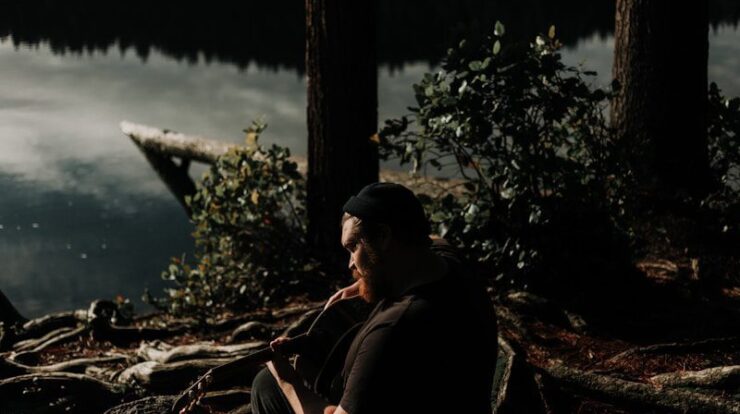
[0, 355, 129, 379]
[604, 336, 740, 365]
[12, 325, 78, 352]
[0, 372, 125, 413]
[136, 340, 266, 364]
[114, 357, 262, 393]
[651, 365, 740, 391]
[541, 363, 740, 414]
[21, 310, 88, 339]
[10, 325, 89, 365]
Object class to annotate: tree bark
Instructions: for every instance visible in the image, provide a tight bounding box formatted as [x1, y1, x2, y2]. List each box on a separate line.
[612, 0, 712, 199]
[305, 0, 379, 270]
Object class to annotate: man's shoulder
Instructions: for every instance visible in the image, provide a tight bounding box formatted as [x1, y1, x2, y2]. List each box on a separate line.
[364, 296, 415, 330]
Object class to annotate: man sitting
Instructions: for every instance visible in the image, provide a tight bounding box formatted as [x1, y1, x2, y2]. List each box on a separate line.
[251, 182, 498, 414]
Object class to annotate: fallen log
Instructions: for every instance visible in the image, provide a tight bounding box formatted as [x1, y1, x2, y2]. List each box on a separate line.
[136, 340, 266, 364]
[541, 363, 740, 414]
[139, 148, 197, 214]
[120, 121, 237, 164]
[651, 365, 740, 391]
[0, 372, 125, 413]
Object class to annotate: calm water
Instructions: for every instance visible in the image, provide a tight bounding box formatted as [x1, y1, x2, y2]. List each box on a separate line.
[1, 11, 739, 317]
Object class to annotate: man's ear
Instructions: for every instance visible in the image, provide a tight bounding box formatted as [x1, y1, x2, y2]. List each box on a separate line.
[376, 223, 393, 252]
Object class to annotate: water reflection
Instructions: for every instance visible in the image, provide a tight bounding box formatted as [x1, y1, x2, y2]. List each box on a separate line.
[1, 5, 739, 317]
[0, 172, 193, 316]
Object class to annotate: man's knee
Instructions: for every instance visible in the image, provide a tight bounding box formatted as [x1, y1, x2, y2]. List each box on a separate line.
[252, 367, 277, 396]
[251, 368, 293, 414]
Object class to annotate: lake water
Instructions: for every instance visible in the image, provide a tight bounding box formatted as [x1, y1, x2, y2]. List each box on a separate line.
[1, 11, 739, 317]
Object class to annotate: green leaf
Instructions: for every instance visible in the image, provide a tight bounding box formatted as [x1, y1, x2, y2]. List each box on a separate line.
[458, 80, 468, 95]
[494, 21, 505, 36]
[492, 40, 501, 55]
[548, 25, 556, 39]
[464, 203, 480, 223]
[468, 61, 483, 71]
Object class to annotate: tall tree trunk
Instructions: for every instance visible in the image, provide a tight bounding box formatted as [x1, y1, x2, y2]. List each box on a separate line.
[612, 0, 712, 200]
[305, 0, 379, 271]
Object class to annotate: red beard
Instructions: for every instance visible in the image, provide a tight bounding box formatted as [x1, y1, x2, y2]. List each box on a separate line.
[352, 268, 387, 303]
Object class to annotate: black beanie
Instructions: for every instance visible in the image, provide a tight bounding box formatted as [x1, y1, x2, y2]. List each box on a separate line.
[342, 182, 431, 241]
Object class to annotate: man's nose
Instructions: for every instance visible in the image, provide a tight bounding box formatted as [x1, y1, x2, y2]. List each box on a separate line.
[348, 256, 356, 271]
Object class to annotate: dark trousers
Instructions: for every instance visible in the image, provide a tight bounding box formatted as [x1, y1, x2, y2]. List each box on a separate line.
[250, 368, 295, 414]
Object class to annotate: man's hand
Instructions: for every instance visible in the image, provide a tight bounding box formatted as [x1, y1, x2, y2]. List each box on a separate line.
[324, 281, 360, 310]
[270, 336, 290, 350]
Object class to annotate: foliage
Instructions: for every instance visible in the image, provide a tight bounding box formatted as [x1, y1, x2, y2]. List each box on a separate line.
[144, 121, 316, 319]
[379, 23, 632, 290]
[704, 82, 740, 233]
[708, 83, 740, 191]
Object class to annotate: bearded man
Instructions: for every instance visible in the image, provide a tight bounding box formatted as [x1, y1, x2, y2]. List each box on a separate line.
[250, 182, 498, 414]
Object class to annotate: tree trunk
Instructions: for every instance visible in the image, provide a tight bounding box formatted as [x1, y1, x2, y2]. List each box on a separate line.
[305, 0, 379, 271]
[612, 0, 712, 199]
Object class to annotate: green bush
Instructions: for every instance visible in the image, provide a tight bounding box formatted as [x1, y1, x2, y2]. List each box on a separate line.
[705, 82, 740, 234]
[379, 23, 632, 291]
[144, 121, 317, 319]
